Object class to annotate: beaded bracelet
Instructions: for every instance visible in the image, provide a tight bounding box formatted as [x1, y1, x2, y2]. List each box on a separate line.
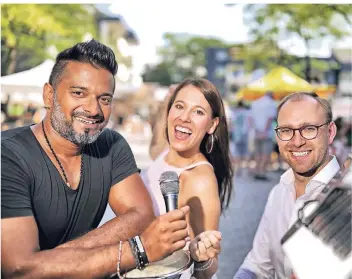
[116, 241, 126, 279]
[194, 258, 214, 272]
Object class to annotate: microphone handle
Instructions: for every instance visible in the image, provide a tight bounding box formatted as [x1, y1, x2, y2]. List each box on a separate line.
[163, 193, 178, 212]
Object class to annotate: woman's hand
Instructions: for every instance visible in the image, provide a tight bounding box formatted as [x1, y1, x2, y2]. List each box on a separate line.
[189, 230, 222, 262]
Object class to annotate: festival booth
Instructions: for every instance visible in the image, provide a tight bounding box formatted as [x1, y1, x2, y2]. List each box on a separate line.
[236, 66, 336, 101]
[1, 59, 142, 105]
[1, 59, 55, 105]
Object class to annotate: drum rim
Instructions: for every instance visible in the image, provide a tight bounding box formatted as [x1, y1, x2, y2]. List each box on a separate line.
[125, 252, 194, 279]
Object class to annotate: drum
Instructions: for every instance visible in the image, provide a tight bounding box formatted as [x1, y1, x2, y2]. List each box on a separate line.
[125, 250, 194, 279]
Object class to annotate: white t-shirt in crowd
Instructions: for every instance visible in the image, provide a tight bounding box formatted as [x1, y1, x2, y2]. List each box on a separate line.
[249, 95, 277, 137]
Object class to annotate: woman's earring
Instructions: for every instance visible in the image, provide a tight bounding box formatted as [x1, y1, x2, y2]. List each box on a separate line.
[206, 134, 214, 154]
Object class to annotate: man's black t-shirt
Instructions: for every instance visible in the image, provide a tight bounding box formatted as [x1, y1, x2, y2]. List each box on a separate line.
[1, 126, 139, 250]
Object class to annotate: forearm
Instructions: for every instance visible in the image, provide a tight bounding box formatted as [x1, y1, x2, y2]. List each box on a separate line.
[61, 208, 154, 249]
[4, 242, 136, 279]
[193, 257, 218, 279]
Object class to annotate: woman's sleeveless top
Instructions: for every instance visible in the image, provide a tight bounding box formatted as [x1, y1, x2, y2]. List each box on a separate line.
[141, 150, 213, 216]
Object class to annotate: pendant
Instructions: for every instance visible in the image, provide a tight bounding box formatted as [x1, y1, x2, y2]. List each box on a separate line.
[67, 182, 71, 188]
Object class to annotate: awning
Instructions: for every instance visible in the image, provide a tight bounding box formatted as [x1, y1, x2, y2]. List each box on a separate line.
[236, 66, 336, 100]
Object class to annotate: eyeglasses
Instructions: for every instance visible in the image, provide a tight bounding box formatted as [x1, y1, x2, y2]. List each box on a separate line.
[275, 121, 330, 141]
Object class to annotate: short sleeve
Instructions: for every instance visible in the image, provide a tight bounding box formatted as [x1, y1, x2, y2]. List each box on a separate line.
[111, 135, 140, 186]
[1, 144, 33, 218]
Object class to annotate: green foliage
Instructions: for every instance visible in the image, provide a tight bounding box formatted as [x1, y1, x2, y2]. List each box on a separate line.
[1, 4, 97, 75]
[142, 33, 230, 85]
[142, 62, 173, 86]
[243, 4, 352, 81]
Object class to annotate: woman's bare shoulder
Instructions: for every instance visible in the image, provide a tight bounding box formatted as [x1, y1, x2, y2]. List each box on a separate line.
[181, 164, 218, 193]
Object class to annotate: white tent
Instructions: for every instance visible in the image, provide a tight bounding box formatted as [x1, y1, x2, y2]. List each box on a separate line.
[0, 59, 141, 104]
[1, 59, 55, 93]
[1, 59, 55, 105]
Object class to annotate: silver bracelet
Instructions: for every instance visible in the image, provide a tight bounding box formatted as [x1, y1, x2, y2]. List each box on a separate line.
[194, 258, 214, 272]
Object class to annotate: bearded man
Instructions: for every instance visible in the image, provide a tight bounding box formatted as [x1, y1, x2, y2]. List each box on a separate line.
[1, 40, 191, 279]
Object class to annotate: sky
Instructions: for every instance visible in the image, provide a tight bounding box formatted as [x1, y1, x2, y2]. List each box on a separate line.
[109, 1, 352, 74]
[109, 1, 249, 73]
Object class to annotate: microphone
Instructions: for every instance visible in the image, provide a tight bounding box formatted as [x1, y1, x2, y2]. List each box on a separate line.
[159, 171, 179, 212]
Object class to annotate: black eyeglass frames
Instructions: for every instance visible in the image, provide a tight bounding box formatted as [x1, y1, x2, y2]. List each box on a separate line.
[274, 121, 330, 141]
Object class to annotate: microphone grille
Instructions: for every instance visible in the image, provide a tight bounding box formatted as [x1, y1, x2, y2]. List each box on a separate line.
[159, 171, 179, 195]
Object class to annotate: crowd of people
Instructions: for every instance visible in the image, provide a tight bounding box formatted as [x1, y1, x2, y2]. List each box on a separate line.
[1, 39, 351, 279]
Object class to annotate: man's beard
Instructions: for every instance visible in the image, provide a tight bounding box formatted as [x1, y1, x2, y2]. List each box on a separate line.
[50, 95, 105, 145]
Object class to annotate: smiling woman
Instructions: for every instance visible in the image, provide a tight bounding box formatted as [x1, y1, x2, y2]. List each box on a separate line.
[142, 77, 234, 279]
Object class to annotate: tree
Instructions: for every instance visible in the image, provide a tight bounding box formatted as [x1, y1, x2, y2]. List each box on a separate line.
[1, 4, 96, 75]
[243, 4, 352, 82]
[142, 63, 173, 86]
[142, 33, 230, 85]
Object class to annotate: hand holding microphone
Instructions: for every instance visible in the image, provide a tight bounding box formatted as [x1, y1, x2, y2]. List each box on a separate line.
[159, 171, 221, 266]
[140, 205, 190, 262]
[160, 171, 179, 212]
[139, 171, 190, 262]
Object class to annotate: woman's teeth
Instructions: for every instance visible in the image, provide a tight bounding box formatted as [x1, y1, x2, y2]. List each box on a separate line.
[175, 126, 192, 134]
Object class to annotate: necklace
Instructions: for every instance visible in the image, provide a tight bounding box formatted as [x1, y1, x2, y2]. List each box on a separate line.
[41, 121, 84, 188]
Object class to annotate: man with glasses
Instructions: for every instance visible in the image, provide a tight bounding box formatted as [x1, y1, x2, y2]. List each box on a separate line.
[234, 92, 340, 279]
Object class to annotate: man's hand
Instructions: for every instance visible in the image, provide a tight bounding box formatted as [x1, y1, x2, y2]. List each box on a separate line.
[189, 230, 222, 262]
[140, 206, 190, 262]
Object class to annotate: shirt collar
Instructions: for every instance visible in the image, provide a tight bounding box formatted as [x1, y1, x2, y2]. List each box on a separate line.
[280, 156, 340, 190]
[311, 155, 340, 185]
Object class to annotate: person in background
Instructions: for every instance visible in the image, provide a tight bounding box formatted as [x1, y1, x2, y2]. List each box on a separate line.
[271, 118, 286, 173]
[149, 84, 177, 160]
[26, 103, 37, 118]
[2, 40, 191, 279]
[234, 92, 339, 279]
[231, 100, 251, 176]
[249, 91, 277, 180]
[331, 116, 350, 165]
[143, 78, 234, 279]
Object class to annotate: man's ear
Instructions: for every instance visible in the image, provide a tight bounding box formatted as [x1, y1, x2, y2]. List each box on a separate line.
[43, 83, 54, 110]
[328, 121, 337, 145]
[207, 117, 219, 135]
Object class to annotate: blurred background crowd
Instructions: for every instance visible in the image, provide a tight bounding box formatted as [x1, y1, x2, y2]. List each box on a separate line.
[1, 3, 351, 171]
[1, 3, 351, 277]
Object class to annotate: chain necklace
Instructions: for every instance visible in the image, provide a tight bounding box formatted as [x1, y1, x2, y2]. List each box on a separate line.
[42, 121, 84, 188]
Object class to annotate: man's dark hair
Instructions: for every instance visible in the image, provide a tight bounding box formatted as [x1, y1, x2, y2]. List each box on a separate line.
[49, 39, 118, 89]
[277, 92, 333, 123]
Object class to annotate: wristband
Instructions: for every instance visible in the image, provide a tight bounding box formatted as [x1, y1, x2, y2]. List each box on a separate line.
[128, 236, 149, 270]
[194, 258, 214, 272]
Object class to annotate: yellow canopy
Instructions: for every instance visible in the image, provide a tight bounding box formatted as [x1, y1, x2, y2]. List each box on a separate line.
[236, 66, 335, 101]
